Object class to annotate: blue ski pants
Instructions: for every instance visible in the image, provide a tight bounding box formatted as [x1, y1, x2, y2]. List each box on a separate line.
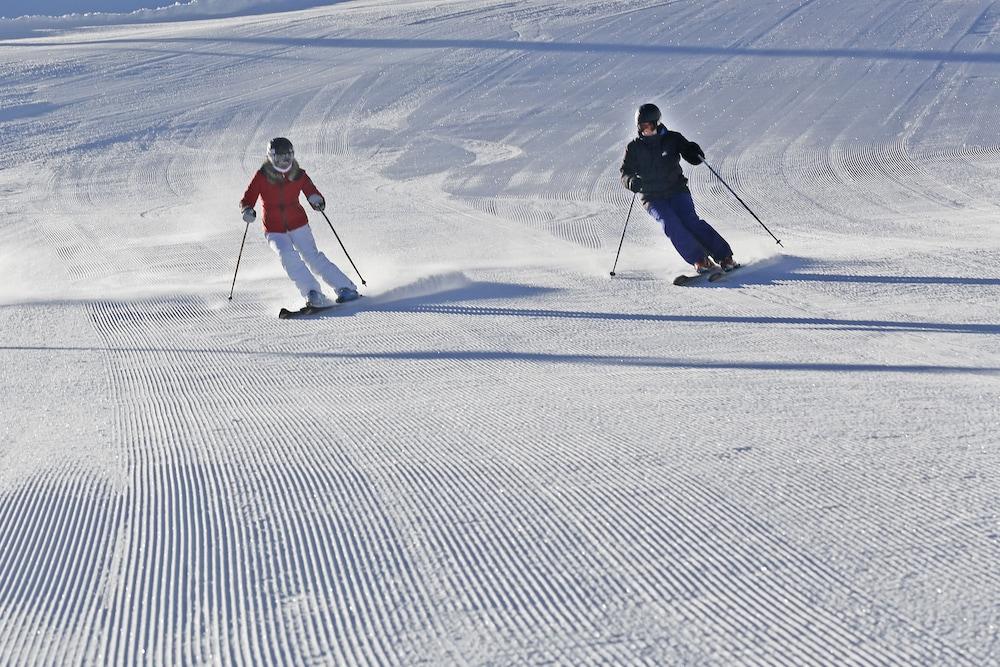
[645, 192, 733, 265]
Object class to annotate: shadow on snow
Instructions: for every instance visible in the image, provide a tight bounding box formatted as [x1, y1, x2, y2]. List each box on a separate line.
[351, 272, 1000, 336]
[4, 36, 999, 65]
[636, 254, 1000, 290]
[3, 343, 998, 376]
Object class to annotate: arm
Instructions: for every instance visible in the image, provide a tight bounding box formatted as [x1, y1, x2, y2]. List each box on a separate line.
[677, 133, 705, 165]
[239, 171, 262, 210]
[239, 171, 262, 222]
[300, 172, 326, 211]
[620, 143, 642, 192]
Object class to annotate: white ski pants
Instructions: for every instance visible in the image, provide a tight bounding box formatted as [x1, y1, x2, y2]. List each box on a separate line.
[265, 225, 356, 298]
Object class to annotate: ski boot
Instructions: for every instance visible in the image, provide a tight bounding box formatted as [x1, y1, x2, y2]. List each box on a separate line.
[693, 257, 718, 274]
[718, 256, 740, 272]
[307, 289, 335, 308]
[335, 287, 360, 303]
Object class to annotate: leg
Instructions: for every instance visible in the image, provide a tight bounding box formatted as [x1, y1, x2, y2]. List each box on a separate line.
[645, 198, 708, 265]
[265, 231, 322, 298]
[668, 192, 733, 261]
[287, 225, 357, 291]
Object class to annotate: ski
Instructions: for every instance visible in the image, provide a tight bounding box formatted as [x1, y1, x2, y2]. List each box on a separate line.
[673, 270, 723, 286]
[278, 304, 337, 319]
[277, 295, 364, 319]
[673, 262, 742, 286]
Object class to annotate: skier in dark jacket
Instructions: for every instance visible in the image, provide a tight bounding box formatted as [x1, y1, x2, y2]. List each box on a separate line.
[620, 103, 736, 274]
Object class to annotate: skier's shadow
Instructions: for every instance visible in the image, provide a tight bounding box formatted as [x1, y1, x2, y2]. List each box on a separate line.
[312, 281, 558, 318]
[708, 254, 1000, 288]
[364, 274, 999, 336]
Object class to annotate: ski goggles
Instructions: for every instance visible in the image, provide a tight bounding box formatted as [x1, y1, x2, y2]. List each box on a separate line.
[268, 150, 294, 167]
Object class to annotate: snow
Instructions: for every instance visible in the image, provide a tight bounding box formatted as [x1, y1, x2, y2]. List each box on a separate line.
[0, 0, 345, 36]
[2, 0, 999, 664]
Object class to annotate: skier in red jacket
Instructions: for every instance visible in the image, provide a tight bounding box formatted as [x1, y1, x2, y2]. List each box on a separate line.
[240, 137, 359, 307]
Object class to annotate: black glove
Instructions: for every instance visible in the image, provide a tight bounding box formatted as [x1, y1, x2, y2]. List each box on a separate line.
[682, 142, 705, 165]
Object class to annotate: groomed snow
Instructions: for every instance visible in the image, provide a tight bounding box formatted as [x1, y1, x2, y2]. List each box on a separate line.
[1, 0, 999, 664]
[0, 0, 345, 37]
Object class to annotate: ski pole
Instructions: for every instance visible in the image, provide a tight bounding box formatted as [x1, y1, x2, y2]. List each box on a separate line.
[318, 210, 367, 286]
[609, 191, 637, 277]
[703, 160, 783, 247]
[228, 221, 251, 301]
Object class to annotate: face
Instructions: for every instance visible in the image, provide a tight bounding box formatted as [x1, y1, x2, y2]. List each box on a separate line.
[639, 121, 657, 136]
[269, 150, 294, 172]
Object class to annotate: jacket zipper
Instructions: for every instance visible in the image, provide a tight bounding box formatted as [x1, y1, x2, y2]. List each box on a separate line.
[280, 176, 290, 232]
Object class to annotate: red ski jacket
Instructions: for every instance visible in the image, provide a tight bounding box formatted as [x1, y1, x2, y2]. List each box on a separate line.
[240, 161, 322, 233]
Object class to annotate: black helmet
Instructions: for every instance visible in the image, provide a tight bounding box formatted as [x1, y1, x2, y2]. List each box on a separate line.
[267, 137, 295, 172]
[636, 103, 661, 127]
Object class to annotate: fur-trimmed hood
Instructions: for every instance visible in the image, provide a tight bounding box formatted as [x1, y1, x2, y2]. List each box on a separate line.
[260, 160, 303, 183]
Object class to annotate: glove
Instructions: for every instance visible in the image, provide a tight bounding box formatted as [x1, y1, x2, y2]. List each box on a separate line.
[241, 207, 256, 223]
[682, 142, 705, 165]
[307, 194, 325, 211]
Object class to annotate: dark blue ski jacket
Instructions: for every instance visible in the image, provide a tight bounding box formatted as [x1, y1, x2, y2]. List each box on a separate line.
[620, 125, 704, 203]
